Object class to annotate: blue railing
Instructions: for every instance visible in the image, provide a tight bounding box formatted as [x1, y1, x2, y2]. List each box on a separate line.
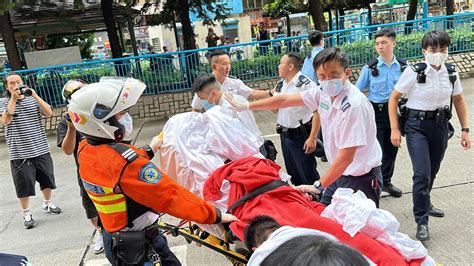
[1, 13, 473, 107]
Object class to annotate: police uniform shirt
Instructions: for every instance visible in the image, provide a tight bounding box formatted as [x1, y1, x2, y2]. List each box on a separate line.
[395, 62, 463, 111]
[220, 94, 264, 145]
[300, 81, 382, 176]
[356, 56, 403, 103]
[301, 47, 324, 83]
[275, 72, 314, 129]
[191, 76, 254, 110]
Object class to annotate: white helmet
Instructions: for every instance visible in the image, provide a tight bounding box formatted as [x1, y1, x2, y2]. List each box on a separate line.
[67, 77, 146, 141]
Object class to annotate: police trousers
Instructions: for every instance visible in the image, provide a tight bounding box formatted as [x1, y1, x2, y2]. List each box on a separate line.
[280, 130, 320, 186]
[405, 117, 448, 225]
[374, 106, 399, 185]
[320, 167, 383, 208]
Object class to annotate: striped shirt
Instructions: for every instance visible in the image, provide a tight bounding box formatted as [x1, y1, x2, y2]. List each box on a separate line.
[0, 96, 50, 160]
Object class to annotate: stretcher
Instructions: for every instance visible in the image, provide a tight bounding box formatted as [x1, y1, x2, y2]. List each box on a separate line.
[156, 220, 249, 265]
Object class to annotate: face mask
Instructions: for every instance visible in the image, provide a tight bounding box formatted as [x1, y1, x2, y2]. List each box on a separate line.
[320, 78, 345, 96]
[425, 52, 448, 67]
[117, 113, 133, 138]
[201, 100, 216, 110]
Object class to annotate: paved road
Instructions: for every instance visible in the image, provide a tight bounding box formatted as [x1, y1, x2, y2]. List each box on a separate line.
[1, 78, 473, 265]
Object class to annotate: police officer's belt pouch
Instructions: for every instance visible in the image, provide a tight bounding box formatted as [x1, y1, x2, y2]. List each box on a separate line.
[112, 230, 146, 265]
[263, 139, 277, 161]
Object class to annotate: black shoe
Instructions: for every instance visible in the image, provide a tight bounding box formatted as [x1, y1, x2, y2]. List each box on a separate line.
[382, 183, 402, 198]
[416, 224, 430, 241]
[321, 156, 328, 162]
[429, 205, 445, 218]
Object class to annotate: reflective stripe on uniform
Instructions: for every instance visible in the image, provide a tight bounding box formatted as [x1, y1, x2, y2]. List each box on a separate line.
[82, 180, 127, 214]
[94, 200, 127, 214]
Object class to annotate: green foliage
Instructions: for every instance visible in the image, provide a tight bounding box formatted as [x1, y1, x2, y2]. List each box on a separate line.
[45, 33, 95, 59]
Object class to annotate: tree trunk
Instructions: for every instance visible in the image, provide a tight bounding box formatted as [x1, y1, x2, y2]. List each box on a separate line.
[0, 12, 22, 70]
[177, 0, 196, 51]
[285, 13, 291, 36]
[405, 0, 418, 34]
[308, 0, 327, 31]
[101, 0, 122, 58]
[446, 0, 454, 15]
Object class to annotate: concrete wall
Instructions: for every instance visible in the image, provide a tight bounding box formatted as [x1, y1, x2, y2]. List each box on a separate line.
[1, 51, 474, 141]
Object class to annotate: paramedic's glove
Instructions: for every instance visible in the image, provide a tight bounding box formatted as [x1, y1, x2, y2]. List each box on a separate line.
[221, 213, 239, 224]
[223, 92, 249, 112]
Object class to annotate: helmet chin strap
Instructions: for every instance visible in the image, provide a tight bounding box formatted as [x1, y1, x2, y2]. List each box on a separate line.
[106, 116, 125, 142]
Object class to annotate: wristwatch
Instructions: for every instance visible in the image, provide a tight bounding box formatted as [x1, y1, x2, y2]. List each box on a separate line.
[5, 109, 17, 117]
[141, 145, 155, 160]
[313, 180, 321, 189]
[461, 128, 470, 133]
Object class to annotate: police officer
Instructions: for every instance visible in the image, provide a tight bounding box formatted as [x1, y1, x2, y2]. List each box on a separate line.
[388, 30, 471, 241]
[68, 77, 237, 265]
[356, 29, 404, 198]
[271, 53, 320, 186]
[225, 48, 383, 207]
[191, 50, 270, 112]
[301, 30, 325, 83]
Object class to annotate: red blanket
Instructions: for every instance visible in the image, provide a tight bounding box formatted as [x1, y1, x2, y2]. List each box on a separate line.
[203, 157, 424, 266]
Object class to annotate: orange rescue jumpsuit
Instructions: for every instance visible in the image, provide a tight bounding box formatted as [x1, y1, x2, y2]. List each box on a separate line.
[77, 139, 220, 233]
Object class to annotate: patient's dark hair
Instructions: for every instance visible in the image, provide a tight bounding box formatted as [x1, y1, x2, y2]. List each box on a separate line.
[191, 73, 217, 94]
[261, 235, 369, 266]
[313, 47, 349, 71]
[244, 215, 281, 250]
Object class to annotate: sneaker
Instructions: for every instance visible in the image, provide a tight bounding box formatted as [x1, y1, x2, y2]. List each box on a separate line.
[24, 213, 36, 229]
[42, 203, 62, 215]
[93, 232, 104, 254]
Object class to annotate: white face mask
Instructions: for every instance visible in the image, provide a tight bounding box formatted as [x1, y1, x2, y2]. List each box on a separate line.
[319, 78, 345, 96]
[117, 113, 133, 138]
[425, 52, 448, 67]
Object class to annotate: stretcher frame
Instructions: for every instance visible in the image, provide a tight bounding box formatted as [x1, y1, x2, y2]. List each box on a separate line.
[156, 220, 248, 265]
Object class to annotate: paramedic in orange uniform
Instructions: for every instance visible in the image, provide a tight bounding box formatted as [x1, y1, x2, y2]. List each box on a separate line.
[68, 77, 237, 265]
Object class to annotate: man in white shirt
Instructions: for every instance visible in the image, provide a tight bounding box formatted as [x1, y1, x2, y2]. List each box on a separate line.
[191, 50, 270, 112]
[225, 48, 383, 206]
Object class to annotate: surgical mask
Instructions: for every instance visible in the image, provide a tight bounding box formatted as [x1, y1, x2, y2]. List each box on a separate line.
[201, 100, 216, 110]
[117, 113, 133, 138]
[319, 78, 345, 96]
[425, 52, 448, 67]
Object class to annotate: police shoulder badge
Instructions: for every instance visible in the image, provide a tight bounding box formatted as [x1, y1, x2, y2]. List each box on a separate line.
[139, 162, 162, 184]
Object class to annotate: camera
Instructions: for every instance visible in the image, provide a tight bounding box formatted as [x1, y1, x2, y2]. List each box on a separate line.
[18, 85, 32, 96]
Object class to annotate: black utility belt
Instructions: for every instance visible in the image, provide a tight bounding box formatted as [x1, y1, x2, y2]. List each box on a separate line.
[370, 101, 388, 112]
[406, 107, 451, 121]
[276, 121, 311, 136]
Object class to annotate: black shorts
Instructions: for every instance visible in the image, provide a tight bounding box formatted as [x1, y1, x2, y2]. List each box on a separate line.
[77, 174, 99, 219]
[10, 153, 56, 198]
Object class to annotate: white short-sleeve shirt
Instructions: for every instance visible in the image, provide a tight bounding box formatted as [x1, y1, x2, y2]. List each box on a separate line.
[274, 72, 314, 128]
[191, 76, 254, 110]
[395, 62, 463, 111]
[300, 81, 382, 176]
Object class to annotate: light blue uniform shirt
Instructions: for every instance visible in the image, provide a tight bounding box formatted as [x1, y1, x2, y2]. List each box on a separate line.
[356, 56, 403, 103]
[302, 47, 324, 83]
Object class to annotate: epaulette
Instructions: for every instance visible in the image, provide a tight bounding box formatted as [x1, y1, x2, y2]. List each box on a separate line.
[396, 57, 408, 72]
[367, 58, 379, 77]
[275, 79, 284, 93]
[411, 62, 427, 73]
[341, 95, 351, 112]
[445, 63, 456, 74]
[296, 75, 311, 87]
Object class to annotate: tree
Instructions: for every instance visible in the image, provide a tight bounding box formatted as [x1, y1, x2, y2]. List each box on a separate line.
[101, 0, 123, 59]
[0, 3, 22, 70]
[308, 0, 327, 32]
[263, 0, 298, 36]
[144, 0, 231, 51]
[405, 0, 418, 34]
[46, 33, 94, 59]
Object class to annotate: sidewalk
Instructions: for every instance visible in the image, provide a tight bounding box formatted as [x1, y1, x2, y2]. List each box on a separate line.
[0, 78, 473, 265]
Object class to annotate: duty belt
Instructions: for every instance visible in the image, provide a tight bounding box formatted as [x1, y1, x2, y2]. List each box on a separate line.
[370, 101, 388, 112]
[406, 109, 447, 120]
[276, 121, 311, 136]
